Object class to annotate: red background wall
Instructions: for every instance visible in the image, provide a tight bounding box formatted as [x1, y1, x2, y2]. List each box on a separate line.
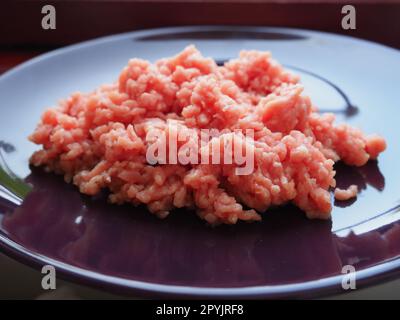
[1, 0, 400, 48]
[1, 0, 399, 73]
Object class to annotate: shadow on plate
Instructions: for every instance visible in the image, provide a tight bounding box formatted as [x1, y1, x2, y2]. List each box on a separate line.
[0, 163, 398, 288]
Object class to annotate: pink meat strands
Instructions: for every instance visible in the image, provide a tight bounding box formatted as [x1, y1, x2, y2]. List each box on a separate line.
[29, 45, 386, 225]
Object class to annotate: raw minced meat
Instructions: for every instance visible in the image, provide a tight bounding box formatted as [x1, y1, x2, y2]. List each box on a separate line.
[334, 185, 358, 201]
[29, 45, 386, 224]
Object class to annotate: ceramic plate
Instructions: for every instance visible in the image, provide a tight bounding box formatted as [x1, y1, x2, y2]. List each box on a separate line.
[1, 26, 400, 298]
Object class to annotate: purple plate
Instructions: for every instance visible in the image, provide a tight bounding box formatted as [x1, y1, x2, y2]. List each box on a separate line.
[0, 26, 400, 299]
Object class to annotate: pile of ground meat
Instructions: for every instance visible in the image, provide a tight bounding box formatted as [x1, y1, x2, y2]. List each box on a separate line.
[29, 46, 386, 224]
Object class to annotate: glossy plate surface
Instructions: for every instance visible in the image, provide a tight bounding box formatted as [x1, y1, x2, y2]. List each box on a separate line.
[0, 26, 400, 298]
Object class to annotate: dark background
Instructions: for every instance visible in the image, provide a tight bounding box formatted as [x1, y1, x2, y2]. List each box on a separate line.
[2, 0, 400, 75]
[1, 0, 400, 74]
[1, 0, 400, 47]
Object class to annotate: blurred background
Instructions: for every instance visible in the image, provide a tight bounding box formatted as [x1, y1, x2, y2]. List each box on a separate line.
[1, 0, 400, 74]
[1, 0, 400, 47]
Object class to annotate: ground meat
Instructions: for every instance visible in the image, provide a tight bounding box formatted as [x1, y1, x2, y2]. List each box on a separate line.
[334, 185, 358, 201]
[29, 45, 386, 225]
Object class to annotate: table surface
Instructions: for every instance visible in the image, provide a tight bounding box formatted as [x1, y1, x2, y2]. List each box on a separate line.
[0, 249, 398, 299]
